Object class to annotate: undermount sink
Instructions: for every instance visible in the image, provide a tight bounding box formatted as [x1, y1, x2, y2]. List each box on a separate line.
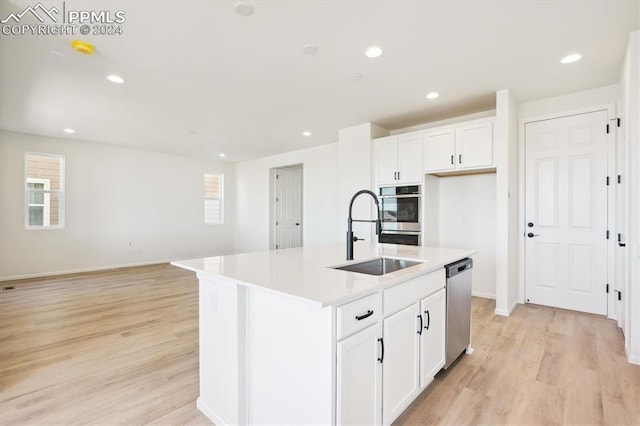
[332, 257, 423, 276]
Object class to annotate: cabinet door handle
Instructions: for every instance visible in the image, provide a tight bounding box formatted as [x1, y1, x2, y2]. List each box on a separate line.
[377, 338, 384, 363]
[355, 310, 374, 321]
[424, 310, 430, 330]
[450, 155, 454, 165]
[397, 171, 400, 181]
[417, 314, 423, 335]
[458, 154, 462, 164]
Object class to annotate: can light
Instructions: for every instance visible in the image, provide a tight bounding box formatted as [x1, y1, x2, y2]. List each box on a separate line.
[63, 128, 76, 134]
[426, 92, 440, 100]
[302, 131, 312, 137]
[365, 46, 383, 58]
[106, 74, 125, 84]
[560, 53, 582, 64]
[219, 153, 226, 158]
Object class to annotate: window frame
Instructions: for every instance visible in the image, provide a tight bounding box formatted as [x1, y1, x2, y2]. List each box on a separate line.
[204, 172, 224, 225]
[24, 152, 65, 230]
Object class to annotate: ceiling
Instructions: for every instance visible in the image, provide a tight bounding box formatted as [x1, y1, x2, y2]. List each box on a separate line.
[0, 1, 638, 162]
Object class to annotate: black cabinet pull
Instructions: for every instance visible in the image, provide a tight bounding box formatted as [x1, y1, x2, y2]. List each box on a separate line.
[417, 314, 423, 335]
[458, 154, 462, 164]
[424, 310, 430, 330]
[450, 155, 454, 165]
[397, 171, 400, 181]
[377, 338, 384, 363]
[355, 310, 374, 321]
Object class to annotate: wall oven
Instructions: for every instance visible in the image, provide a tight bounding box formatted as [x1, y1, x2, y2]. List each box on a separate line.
[378, 185, 421, 246]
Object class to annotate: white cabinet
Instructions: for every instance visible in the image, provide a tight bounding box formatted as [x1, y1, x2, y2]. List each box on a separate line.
[374, 134, 423, 185]
[382, 304, 420, 425]
[423, 128, 456, 172]
[419, 289, 446, 388]
[423, 120, 494, 174]
[337, 323, 383, 426]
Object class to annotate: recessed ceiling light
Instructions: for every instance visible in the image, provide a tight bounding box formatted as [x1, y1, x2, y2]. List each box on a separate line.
[560, 53, 582, 64]
[219, 153, 227, 158]
[302, 131, 312, 137]
[365, 46, 382, 58]
[303, 44, 319, 56]
[234, 2, 254, 16]
[426, 92, 440, 100]
[106, 74, 125, 84]
[63, 128, 75, 134]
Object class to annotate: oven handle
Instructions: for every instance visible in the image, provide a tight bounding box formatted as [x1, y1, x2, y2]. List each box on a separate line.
[378, 194, 421, 199]
[381, 230, 422, 235]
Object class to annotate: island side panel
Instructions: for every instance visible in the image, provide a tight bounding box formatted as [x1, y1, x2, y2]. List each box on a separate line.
[246, 287, 335, 425]
[197, 273, 246, 425]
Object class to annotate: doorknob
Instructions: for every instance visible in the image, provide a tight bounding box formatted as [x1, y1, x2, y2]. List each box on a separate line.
[527, 232, 540, 238]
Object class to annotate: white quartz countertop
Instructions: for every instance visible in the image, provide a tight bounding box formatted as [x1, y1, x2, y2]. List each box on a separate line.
[172, 243, 476, 308]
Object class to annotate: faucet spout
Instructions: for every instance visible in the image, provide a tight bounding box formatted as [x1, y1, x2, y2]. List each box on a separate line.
[346, 190, 381, 260]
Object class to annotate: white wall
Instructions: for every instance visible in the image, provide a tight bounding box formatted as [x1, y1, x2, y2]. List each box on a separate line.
[234, 143, 339, 253]
[435, 174, 497, 298]
[0, 131, 235, 280]
[495, 89, 520, 315]
[519, 85, 618, 120]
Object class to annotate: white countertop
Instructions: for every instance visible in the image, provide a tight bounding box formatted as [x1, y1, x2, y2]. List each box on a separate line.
[172, 243, 476, 308]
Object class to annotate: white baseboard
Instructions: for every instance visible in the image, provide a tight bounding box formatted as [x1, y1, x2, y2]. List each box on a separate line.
[495, 300, 519, 317]
[628, 354, 640, 366]
[472, 291, 496, 299]
[197, 398, 228, 426]
[0, 256, 210, 282]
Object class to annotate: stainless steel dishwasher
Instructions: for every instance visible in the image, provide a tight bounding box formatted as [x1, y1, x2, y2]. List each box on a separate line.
[444, 258, 473, 369]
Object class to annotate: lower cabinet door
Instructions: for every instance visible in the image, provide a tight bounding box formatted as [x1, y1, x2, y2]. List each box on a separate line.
[382, 303, 420, 425]
[419, 289, 446, 388]
[336, 323, 382, 426]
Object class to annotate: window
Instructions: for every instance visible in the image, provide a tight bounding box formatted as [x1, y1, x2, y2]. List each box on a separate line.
[204, 173, 223, 224]
[25, 153, 64, 229]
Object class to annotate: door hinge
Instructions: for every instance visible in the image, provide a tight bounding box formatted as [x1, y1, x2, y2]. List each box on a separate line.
[276, 197, 279, 202]
[276, 244, 279, 249]
[606, 230, 610, 239]
[606, 283, 609, 293]
[606, 124, 610, 134]
[615, 290, 622, 301]
[617, 117, 621, 127]
[275, 221, 279, 226]
[606, 176, 610, 186]
[276, 174, 279, 179]
[618, 175, 622, 184]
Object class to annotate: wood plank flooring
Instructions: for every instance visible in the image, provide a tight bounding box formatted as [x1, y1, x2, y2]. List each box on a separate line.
[1, 264, 639, 425]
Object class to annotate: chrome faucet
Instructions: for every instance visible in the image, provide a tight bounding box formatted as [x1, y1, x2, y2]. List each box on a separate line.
[346, 190, 381, 260]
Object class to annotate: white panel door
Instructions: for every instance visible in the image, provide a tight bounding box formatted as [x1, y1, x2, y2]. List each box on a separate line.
[274, 168, 302, 249]
[455, 121, 493, 169]
[397, 134, 423, 183]
[419, 289, 445, 388]
[375, 137, 399, 185]
[336, 323, 382, 426]
[382, 303, 420, 425]
[525, 111, 608, 315]
[423, 129, 455, 172]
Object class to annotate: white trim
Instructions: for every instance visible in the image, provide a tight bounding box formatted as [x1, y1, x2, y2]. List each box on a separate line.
[495, 300, 519, 317]
[197, 397, 229, 426]
[518, 104, 616, 315]
[629, 354, 640, 366]
[26, 177, 51, 226]
[204, 172, 224, 225]
[0, 254, 234, 281]
[24, 152, 65, 229]
[472, 291, 496, 300]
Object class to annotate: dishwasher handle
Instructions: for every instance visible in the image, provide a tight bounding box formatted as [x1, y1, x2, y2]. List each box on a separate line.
[445, 258, 473, 278]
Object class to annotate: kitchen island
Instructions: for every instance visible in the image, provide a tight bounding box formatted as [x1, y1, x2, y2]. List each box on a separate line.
[172, 243, 475, 426]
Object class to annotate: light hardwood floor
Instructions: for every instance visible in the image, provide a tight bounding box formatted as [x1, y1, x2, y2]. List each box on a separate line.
[1, 264, 639, 425]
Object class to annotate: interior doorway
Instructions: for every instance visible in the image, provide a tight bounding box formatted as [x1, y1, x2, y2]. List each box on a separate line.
[524, 110, 610, 315]
[270, 165, 303, 250]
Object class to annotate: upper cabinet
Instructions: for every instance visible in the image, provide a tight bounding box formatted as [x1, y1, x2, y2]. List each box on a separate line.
[374, 134, 423, 186]
[423, 120, 494, 174]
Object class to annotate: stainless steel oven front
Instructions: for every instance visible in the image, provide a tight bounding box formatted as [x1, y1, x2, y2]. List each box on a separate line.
[378, 185, 421, 246]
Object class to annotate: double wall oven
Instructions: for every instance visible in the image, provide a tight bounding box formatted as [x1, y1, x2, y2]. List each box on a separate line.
[378, 185, 421, 246]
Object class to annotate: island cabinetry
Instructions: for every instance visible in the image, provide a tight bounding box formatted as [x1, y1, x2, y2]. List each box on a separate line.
[380, 269, 446, 425]
[336, 323, 383, 425]
[423, 119, 494, 174]
[374, 134, 423, 185]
